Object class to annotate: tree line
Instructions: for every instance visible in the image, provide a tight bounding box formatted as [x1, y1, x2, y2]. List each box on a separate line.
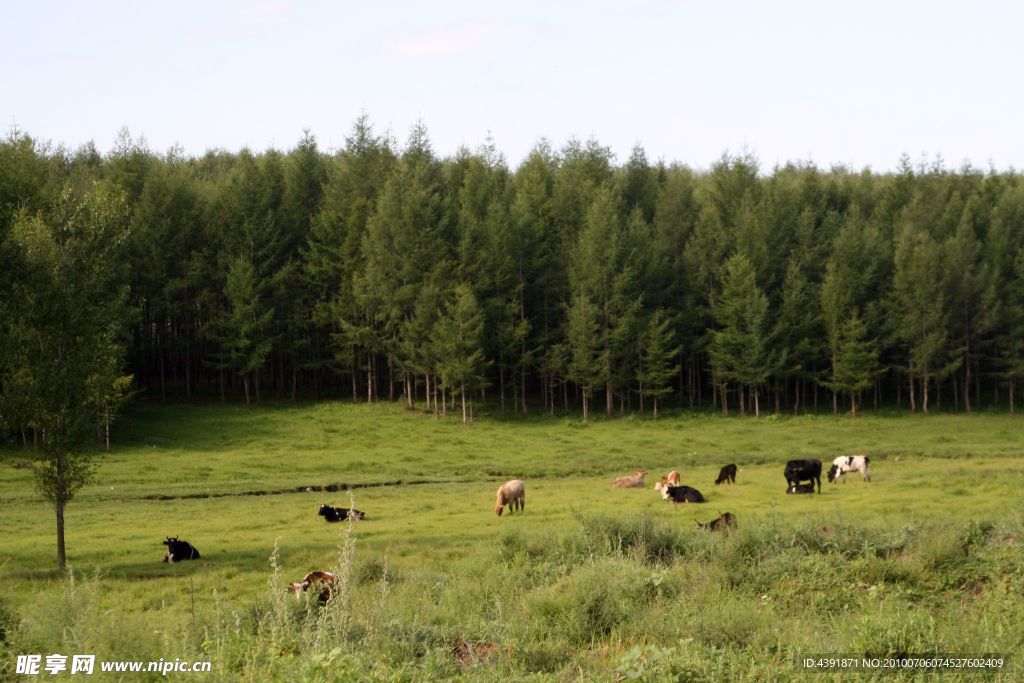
[3, 118, 1024, 431]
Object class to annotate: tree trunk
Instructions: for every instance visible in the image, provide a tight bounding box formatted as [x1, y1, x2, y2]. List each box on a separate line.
[55, 456, 66, 572]
[606, 381, 613, 418]
[738, 385, 746, 416]
[753, 388, 760, 417]
[159, 347, 166, 401]
[653, 397, 659, 419]
[104, 405, 111, 451]
[963, 342, 972, 412]
[460, 383, 467, 424]
[909, 370, 916, 412]
[582, 388, 589, 423]
[243, 375, 251, 405]
[922, 370, 930, 414]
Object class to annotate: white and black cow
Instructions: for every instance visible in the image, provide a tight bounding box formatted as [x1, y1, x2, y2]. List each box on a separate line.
[318, 504, 365, 522]
[658, 484, 705, 504]
[162, 537, 201, 563]
[828, 455, 871, 483]
[784, 459, 822, 494]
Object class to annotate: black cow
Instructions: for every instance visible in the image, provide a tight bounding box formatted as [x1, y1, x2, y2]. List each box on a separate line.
[318, 504, 365, 522]
[662, 485, 705, 504]
[162, 537, 200, 563]
[786, 483, 816, 494]
[784, 459, 822, 494]
[715, 464, 738, 485]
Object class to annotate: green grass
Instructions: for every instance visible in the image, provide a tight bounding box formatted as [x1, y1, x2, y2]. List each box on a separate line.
[1, 402, 1022, 680]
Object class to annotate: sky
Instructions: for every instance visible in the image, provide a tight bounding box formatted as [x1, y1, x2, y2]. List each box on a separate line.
[3, 0, 1022, 172]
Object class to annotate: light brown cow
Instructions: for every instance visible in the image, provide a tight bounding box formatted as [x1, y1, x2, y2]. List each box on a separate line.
[612, 469, 648, 488]
[495, 480, 525, 516]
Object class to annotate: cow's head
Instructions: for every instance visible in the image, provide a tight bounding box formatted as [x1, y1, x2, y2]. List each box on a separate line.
[827, 465, 839, 483]
[318, 504, 330, 517]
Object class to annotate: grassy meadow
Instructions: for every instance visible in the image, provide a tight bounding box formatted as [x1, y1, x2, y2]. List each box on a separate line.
[1, 402, 1022, 680]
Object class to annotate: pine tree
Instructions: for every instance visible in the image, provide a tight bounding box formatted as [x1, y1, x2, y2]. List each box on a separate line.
[710, 253, 774, 416]
[431, 284, 487, 423]
[823, 311, 881, 417]
[638, 310, 680, 418]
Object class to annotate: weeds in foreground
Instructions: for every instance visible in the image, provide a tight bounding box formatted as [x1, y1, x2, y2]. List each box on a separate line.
[4, 513, 1023, 681]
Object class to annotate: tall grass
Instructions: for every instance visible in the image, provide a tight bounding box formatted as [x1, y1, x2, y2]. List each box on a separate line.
[5, 510, 1021, 681]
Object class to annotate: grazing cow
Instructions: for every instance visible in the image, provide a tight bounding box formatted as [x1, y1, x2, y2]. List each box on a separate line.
[658, 484, 705, 504]
[828, 455, 871, 483]
[318, 504, 365, 522]
[612, 469, 648, 488]
[697, 512, 736, 531]
[289, 571, 336, 604]
[162, 537, 200, 563]
[653, 471, 680, 491]
[784, 459, 822, 494]
[786, 483, 816, 494]
[494, 479, 525, 516]
[715, 464, 738, 485]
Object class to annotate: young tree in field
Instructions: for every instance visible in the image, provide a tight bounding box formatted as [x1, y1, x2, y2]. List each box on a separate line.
[1, 185, 131, 572]
[431, 284, 486, 423]
[566, 293, 602, 422]
[822, 311, 881, 417]
[638, 310, 680, 418]
[709, 253, 773, 416]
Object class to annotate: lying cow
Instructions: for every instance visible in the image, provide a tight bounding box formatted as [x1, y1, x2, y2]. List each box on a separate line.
[289, 571, 336, 604]
[784, 459, 822, 494]
[612, 469, 648, 488]
[318, 504, 365, 522]
[715, 464, 737, 485]
[162, 537, 200, 563]
[786, 483, 816, 494]
[697, 512, 736, 531]
[657, 484, 705, 504]
[828, 455, 871, 483]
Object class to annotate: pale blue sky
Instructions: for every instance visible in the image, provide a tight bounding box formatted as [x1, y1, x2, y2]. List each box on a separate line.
[3, 0, 1022, 171]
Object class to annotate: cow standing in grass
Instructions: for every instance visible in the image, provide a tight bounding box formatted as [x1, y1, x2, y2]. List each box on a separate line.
[495, 480, 525, 516]
[828, 455, 871, 483]
[784, 459, 822, 494]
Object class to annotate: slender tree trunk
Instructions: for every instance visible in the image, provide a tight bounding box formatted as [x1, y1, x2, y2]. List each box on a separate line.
[255, 369, 262, 404]
[922, 370, 930, 414]
[367, 355, 374, 403]
[460, 383, 467, 424]
[851, 394, 858, 418]
[606, 381, 613, 418]
[159, 347, 166, 401]
[243, 375, 251, 405]
[739, 385, 746, 416]
[653, 396, 659, 419]
[1010, 379, 1015, 415]
[351, 359, 358, 403]
[105, 405, 111, 451]
[964, 342, 972, 412]
[909, 369, 916, 412]
[754, 388, 760, 417]
[55, 499, 66, 572]
[291, 367, 298, 401]
[498, 360, 505, 414]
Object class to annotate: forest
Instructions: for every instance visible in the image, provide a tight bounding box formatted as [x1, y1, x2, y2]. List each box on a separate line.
[2, 116, 1024, 434]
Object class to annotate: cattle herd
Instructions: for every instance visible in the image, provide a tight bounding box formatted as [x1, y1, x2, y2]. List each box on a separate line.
[161, 453, 872, 602]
